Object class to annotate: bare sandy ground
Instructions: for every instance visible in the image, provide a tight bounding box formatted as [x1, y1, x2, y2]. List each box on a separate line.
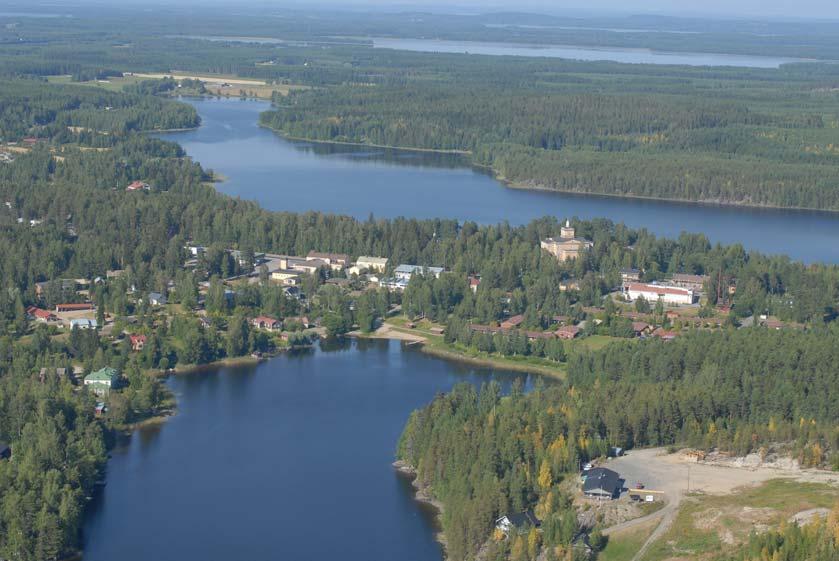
[364, 323, 427, 343]
[130, 72, 266, 86]
[602, 448, 839, 561]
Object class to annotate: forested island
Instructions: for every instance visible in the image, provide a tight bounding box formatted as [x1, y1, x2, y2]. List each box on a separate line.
[1, 5, 839, 561]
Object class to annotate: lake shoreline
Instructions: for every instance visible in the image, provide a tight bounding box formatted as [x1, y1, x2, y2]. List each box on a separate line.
[355, 324, 566, 379]
[261, 123, 472, 156]
[258, 126, 839, 215]
[393, 460, 449, 558]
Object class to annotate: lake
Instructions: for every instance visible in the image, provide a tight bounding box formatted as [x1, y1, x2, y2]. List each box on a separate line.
[370, 37, 810, 68]
[157, 97, 839, 264]
[81, 340, 529, 561]
[177, 34, 809, 68]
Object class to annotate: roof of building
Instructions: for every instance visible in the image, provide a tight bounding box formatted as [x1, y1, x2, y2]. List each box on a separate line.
[86, 367, 118, 382]
[252, 315, 279, 325]
[356, 256, 388, 265]
[129, 334, 147, 342]
[70, 318, 97, 327]
[583, 467, 621, 496]
[556, 325, 581, 336]
[501, 314, 525, 328]
[631, 321, 650, 332]
[653, 328, 679, 340]
[542, 236, 593, 247]
[627, 283, 692, 297]
[307, 251, 349, 263]
[27, 306, 55, 320]
[56, 302, 94, 310]
[395, 264, 444, 275]
[500, 511, 541, 529]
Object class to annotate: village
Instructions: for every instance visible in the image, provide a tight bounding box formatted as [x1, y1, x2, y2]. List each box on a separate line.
[17, 216, 808, 435]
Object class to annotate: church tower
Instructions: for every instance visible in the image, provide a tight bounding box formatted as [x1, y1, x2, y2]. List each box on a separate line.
[560, 219, 575, 240]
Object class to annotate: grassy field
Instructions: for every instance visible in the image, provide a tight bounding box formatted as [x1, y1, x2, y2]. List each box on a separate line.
[47, 74, 147, 92]
[643, 479, 839, 561]
[601, 519, 660, 561]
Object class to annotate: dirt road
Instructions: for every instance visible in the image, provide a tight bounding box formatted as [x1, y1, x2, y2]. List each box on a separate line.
[602, 448, 839, 561]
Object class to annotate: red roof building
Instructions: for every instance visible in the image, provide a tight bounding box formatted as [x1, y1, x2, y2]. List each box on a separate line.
[500, 314, 525, 330]
[55, 303, 94, 312]
[126, 181, 150, 191]
[555, 325, 581, 340]
[653, 328, 679, 341]
[27, 306, 57, 322]
[251, 316, 281, 331]
[129, 334, 147, 352]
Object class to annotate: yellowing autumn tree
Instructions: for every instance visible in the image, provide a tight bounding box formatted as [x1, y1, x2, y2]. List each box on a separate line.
[538, 459, 552, 490]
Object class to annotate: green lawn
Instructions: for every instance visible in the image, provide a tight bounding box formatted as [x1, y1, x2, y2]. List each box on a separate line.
[600, 519, 659, 561]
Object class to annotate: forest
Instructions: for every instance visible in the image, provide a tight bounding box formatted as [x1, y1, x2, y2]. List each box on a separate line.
[2, 7, 839, 208]
[398, 326, 839, 560]
[0, 8, 838, 561]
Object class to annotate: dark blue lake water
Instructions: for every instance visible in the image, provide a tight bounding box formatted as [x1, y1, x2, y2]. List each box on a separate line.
[82, 340, 530, 561]
[157, 97, 839, 264]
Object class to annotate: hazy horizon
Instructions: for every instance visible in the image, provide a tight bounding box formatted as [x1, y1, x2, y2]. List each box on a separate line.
[21, 0, 839, 22]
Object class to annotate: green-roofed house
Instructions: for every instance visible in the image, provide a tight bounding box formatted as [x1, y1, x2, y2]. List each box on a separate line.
[84, 367, 119, 396]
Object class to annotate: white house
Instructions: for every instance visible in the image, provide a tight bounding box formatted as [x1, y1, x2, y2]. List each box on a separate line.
[625, 283, 694, 305]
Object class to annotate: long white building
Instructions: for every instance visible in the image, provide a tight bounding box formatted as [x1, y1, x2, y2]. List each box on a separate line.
[625, 282, 695, 305]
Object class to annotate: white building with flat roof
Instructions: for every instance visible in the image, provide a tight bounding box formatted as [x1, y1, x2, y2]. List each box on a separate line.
[626, 283, 694, 305]
[394, 264, 444, 281]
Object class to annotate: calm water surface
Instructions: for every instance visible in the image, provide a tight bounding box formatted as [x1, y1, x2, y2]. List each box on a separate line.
[370, 37, 810, 68]
[82, 340, 531, 561]
[158, 97, 839, 264]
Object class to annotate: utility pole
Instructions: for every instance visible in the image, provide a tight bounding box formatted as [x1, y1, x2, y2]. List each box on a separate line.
[687, 464, 691, 493]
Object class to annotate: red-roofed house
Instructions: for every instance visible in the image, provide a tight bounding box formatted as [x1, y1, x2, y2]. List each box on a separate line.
[500, 314, 525, 330]
[555, 325, 581, 340]
[631, 321, 651, 336]
[126, 181, 150, 192]
[129, 334, 147, 352]
[27, 306, 57, 322]
[251, 316, 281, 331]
[653, 328, 679, 341]
[468, 276, 481, 293]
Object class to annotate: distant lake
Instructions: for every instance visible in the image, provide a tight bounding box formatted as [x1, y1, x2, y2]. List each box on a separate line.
[82, 340, 530, 561]
[176, 34, 809, 67]
[371, 37, 812, 68]
[156, 97, 839, 264]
